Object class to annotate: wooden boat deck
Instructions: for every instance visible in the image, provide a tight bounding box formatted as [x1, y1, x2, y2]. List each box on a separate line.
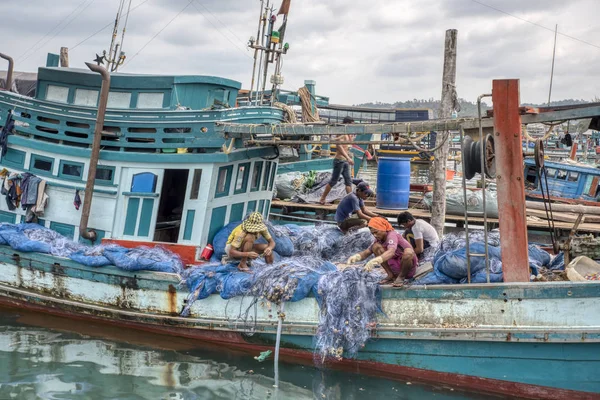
[271, 200, 600, 234]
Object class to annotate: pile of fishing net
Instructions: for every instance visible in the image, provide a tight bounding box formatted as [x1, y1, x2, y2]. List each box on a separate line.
[416, 230, 560, 284]
[0, 223, 183, 273]
[185, 221, 384, 359]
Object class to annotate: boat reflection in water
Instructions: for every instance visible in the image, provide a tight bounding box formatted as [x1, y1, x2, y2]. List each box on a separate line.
[0, 308, 496, 400]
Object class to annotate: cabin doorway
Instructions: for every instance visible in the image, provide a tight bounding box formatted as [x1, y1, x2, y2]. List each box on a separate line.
[154, 169, 189, 243]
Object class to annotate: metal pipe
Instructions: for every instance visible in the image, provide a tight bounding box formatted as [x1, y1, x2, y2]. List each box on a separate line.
[459, 127, 472, 283]
[79, 62, 111, 242]
[0, 53, 14, 91]
[477, 93, 492, 283]
[274, 302, 285, 388]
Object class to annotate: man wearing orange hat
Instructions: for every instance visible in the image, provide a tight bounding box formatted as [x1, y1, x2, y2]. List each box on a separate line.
[346, 217, 418, 287]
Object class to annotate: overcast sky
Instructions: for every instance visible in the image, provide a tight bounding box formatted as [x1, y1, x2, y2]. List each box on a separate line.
[2, 0, 599, 105]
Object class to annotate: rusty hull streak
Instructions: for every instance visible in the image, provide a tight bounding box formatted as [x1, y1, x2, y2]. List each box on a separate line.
[167, 285, 177, 315]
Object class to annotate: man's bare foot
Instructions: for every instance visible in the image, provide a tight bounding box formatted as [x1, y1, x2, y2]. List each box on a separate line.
[392, 276, 409, 288]
[238, 264, 251, 272]
[378, 276, 394, 285]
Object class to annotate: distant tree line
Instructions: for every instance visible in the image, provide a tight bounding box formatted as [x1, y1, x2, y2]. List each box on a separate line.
[355, 98, 594, 118]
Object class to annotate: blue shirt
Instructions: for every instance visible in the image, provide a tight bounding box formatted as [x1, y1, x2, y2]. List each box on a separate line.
[335, 193, 364, 223]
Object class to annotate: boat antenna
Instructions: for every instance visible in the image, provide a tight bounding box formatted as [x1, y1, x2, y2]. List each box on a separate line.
[102, 0, 133, 72]
[248, 0, 265, 104]
[547, 24, 558, 106]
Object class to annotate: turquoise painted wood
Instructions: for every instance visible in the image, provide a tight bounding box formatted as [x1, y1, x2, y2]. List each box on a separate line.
[49, 222, 75, 240]
[247, 201, 257, 213]
[137, 198, 154, 237]
[183, 210, 195, 241]
[229, 203, 244, 224]
[524, 159, 600, 201]
[123, 198, 140, 236]
[1, 148, 26, 169]
[207, 206, 227, 244]
[0, 211, 16, 224]
[256, 333, 600, 394]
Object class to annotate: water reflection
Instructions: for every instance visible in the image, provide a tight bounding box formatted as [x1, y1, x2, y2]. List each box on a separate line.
[0, 308, 504, 400]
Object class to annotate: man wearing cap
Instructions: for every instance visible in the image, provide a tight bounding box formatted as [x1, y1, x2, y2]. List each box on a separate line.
[225, 212, 275, 272]
[318, 116, 355, 205]
[335, 182, 378, 233]
[346, 217, 418, 287]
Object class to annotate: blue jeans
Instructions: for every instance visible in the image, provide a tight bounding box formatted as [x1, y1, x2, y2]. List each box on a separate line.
[329, 158, 352, 186]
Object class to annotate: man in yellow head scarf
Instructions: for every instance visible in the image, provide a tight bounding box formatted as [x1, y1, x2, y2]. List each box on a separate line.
[224, 212, 276, 272]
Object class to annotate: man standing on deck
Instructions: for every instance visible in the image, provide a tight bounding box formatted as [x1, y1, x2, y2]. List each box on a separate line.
[335, 182, 378, 233]
[397, 211, 439, 260]
[346, 217, 418, 287]
[318, 116, 355, 204]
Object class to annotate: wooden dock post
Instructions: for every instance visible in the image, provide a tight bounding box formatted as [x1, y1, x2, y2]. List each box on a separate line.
[492, 79, 530, 282]
[431, 29, 458, 236]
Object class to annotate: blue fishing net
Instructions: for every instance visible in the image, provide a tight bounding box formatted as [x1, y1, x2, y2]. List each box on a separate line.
[314, 268, 382, 362]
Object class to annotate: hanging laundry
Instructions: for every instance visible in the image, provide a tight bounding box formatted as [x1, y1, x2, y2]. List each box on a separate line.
[31, 180, 48, 215]
[4, 173, 21, 210]
[74, 190, 81, 210]
[0, 111, 14, 157]
[21, 172, 41, 210]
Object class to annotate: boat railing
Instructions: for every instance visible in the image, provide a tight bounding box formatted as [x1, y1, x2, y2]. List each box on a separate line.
[0, 91, 284, 152]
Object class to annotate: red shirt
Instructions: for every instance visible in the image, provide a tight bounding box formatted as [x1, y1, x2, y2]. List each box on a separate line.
[371, 231, 418, 266]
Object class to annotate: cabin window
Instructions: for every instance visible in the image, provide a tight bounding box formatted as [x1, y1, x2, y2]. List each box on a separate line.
[567, 171, 579, 182]
[525, 166, 537, 184]
[137, 93, 164, 109]
[45, 85, 69, 103]
[30, 154, 54, 175]
[262, 162, 272, 191]
[556, 170, 567, 180]
[190, 169, 202, 199]
[251, 162, 263, 192]
[545, 168, 557, 178]
[107, 92, 132, 108]
[59, 160, 84, 180]
[131, 172, 157, 193]
[96, 166, 115, 184]
[74, 89, 99, 107]
[215, 165, 233, 198]
[234, 163, 250, 194]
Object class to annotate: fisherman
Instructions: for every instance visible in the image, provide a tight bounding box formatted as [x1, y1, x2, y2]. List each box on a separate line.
[346, 217, 418, 287]
[224, 212, 275, 272]
[319, 116, 355, 204]
[397, 211, 439, 259]
[335, 181, 378, 233]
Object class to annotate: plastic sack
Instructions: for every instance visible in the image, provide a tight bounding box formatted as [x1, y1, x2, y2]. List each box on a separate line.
[211, 221, 240, 262]
[0, 230, 51, 253]
[435, 243, 502, 280]
[275, 171, 305, 199]
[219, 270, 255, 300]
[424, 187, 499, 218]
[548, 252, 565, 270]
[528, 245, 551, 267]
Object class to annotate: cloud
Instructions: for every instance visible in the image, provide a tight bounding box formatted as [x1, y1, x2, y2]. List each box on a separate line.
[0, 0, 598, 105]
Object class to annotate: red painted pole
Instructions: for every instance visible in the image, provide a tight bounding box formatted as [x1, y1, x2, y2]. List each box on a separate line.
[492, 80, 530, 282]
[569, 142, 578, 160]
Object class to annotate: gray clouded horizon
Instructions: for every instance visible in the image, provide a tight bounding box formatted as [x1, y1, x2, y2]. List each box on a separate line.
[1, 0, 598, 105]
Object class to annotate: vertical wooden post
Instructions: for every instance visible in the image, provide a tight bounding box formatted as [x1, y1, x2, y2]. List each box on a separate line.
[492, 79, 530, 282]
[570, 142, 578, 160]
[431, 29, 458, 236]
[60, 47, 69, 67]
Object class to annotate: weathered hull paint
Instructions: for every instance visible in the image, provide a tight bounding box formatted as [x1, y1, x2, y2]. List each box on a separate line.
[0, 248, 599, 399]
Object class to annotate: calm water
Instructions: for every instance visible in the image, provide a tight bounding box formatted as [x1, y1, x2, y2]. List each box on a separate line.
[0, 308, 507, 400]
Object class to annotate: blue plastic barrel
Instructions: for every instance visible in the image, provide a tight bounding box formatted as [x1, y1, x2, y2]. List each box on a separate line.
[376, 157, 410, 210]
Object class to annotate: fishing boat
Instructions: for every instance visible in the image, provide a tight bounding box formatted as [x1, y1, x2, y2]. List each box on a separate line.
[524, 159, 600, 206]
[0, 1, 599, 397]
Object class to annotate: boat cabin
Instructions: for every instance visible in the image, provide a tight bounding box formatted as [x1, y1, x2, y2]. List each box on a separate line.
[0, 62, 283, 258]
[524, 159, 600, 202]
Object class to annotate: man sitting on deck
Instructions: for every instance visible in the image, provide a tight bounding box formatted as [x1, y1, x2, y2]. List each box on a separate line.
[225, 212, 275, 272]
[346, 217, 418, 287]
[318, 116, 355, 204]
[335, 182, 378, 233]
[397, 211, 439, 260]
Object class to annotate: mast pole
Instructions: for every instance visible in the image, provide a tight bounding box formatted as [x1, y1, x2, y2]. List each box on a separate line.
[260, 1, 273, 105]
[547, 24, 558, 106]
[249, 0, 265, 105]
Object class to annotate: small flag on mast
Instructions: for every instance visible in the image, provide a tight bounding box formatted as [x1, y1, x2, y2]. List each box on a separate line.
[278, 0, 291, 15]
